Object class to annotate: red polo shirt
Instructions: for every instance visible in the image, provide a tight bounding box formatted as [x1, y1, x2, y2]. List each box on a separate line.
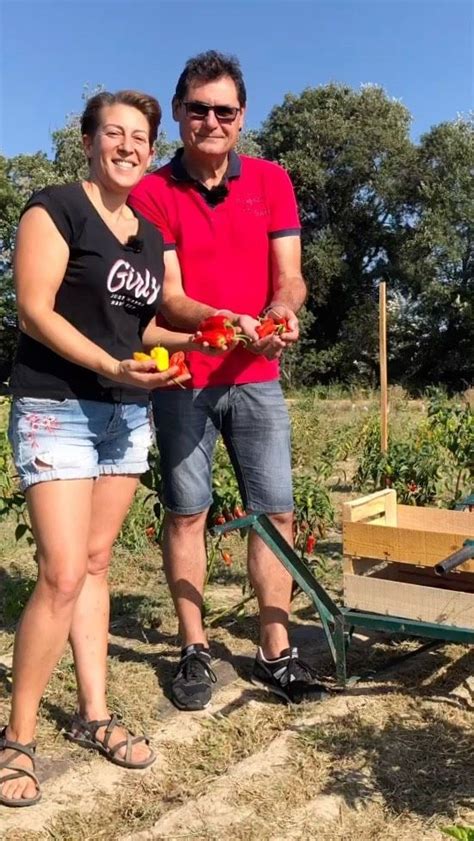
[129, 151, 301, 388]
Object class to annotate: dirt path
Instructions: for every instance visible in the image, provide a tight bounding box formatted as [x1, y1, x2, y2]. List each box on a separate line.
[2, 626, 473, 841]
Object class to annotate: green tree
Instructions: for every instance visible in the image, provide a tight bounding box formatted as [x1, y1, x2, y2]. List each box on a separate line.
[236, 129, 263, 157]
[0, 152, 58, 386]
[393, 116, 474, 388]
[258, 83, 417, 384]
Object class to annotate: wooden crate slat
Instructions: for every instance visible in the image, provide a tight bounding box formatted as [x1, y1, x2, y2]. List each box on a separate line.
[342, 489, 397, 525]
[344, 573, 474, 629]
[397, 505, 474, 535]
[343, 521, 474, 573]
[345, 557, 474, 593]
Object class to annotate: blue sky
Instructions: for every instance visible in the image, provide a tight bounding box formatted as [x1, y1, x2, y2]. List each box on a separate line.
[1, 0, 472, 158]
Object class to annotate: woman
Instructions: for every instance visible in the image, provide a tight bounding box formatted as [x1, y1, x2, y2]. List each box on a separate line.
[0, 90, 202, 807]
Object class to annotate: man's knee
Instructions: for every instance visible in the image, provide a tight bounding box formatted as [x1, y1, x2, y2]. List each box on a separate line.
[264, 510, 293, 529]
[164, 509, 209, 536]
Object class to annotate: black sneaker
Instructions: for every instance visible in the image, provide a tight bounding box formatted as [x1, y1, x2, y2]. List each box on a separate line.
[171, 644, 217, 711]
[251, 646, 328, 704]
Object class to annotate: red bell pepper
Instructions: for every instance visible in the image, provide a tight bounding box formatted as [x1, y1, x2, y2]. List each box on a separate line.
[197, 315, 233, 331]
[273, 316, 291, 332]
[193, 330, 231, 348]
[256, 317, 277, 338]
[256, 315, 291, 338]
[169, 351, 190, 378]
[305, 534, 317, 555]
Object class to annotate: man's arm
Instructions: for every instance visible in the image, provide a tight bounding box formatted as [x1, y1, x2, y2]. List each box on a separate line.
[248, 235, 307, 359]
[268, 235, 306, 316]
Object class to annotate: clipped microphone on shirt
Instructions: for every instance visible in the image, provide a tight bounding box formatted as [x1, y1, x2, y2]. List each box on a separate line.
[123, 236, 144, 253]
[206, 183, 229, 206]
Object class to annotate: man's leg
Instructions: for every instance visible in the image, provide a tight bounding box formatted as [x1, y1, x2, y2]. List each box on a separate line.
[161, 509, 209, 648]
[152, 387, 222, 709]
[247, 511, 294, 658]
[223, 382, 326, 703]
[223, 382, 294, 656]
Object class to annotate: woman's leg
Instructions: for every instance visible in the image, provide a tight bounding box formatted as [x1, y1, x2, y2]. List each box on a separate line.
[69, 474, 153, 763]
[69, 474, 138, 716]
[1, 478, 93, 803]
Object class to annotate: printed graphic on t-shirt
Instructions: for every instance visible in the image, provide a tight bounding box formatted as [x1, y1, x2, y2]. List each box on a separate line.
[107, 259, 161, 308]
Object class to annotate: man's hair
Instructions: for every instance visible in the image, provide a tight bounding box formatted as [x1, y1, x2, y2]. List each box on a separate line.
[174, 50, 247, 107]
[81, 90, 162, 146]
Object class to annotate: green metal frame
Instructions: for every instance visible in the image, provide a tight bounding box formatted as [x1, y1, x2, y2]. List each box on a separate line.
[213, 513, 474, 686]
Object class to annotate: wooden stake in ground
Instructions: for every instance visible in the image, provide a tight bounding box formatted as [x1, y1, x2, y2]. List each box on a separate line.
[379, 281, 388, 454]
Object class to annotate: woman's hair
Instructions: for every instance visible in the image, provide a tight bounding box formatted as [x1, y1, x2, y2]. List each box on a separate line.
[174, 50, 247, 107]
[81, 90, 162, 146]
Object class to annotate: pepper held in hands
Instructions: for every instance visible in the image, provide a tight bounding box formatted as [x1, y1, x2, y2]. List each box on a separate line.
[133, 346, 190, 388]
[192, 316, 248, 349]
[255, 315, 290, 338]
[169, 351, 190, 379]
[133, 346, 170, 371]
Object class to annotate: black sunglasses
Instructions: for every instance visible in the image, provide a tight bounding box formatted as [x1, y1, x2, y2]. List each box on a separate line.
[183, 101, 241, 123]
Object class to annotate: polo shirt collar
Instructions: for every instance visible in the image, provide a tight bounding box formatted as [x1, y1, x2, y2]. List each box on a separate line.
[170, 148, 241, 182]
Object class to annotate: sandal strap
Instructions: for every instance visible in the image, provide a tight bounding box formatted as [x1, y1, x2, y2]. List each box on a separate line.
[70, 714, 116, 745]
[103, 714, 120, 751]
[108, 734, 149, 763]
[0, 764, 40, 788]
[69, 713, 150, 764]
[0, 727, 36, 762]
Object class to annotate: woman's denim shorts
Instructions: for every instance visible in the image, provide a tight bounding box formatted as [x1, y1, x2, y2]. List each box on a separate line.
[8, 397, 152, 491]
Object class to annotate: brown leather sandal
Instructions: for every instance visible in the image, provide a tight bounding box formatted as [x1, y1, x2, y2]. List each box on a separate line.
[0, 727, 41, 808]
[64, 713, 156, 769]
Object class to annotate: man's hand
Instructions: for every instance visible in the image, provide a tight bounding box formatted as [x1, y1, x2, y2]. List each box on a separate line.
[246, 333, 286, 360]
[245, 305, 299, 360]
[189, 311, 260, 354]
[226, 313, 285, 359]
[264, 305, 300, 344]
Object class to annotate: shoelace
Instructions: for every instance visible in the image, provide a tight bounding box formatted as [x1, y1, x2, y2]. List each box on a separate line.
[179, 651, 217, 684]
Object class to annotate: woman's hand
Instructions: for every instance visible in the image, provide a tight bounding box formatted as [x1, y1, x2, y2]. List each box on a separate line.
[110, 359, 190, 389]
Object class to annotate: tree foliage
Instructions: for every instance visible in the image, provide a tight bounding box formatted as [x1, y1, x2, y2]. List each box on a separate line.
[392, 118, 474, 387]
[259, 85, 473, 389]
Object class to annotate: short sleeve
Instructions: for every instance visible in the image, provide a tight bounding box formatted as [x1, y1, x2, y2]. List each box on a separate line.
[266, 163, 301, 239]
[129, 175, 175, 249]
[21, 186, 74, 246]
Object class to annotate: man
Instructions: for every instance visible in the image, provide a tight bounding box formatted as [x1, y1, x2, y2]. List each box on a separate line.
[129, 50, 326, 709]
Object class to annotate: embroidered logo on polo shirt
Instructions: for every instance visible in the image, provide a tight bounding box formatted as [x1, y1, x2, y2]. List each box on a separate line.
[106, 259, 161, 307]
[235, 197, 269, 217]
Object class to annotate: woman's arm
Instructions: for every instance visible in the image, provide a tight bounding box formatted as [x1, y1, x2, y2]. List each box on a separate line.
[141, 322, 195, 352]
[14, 207, 180, 389]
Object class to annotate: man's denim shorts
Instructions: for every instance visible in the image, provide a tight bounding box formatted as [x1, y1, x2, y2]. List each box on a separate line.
[152, 380, 294, 515]
[8, 397, 152, 491]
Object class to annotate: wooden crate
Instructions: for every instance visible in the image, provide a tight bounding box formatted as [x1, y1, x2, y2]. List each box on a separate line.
[342, 490, 474, 629]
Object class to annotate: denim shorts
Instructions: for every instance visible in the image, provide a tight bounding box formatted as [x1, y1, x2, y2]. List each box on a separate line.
[152, 380, 293, 515]
[8, 398, 152, 491]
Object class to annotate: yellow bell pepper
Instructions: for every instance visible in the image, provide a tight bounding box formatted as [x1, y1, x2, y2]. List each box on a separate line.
[133, 352, 152, 362]
[149, 346, 170, 371]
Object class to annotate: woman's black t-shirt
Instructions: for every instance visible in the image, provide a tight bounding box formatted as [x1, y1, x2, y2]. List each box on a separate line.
[9, 182, 164, 404]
